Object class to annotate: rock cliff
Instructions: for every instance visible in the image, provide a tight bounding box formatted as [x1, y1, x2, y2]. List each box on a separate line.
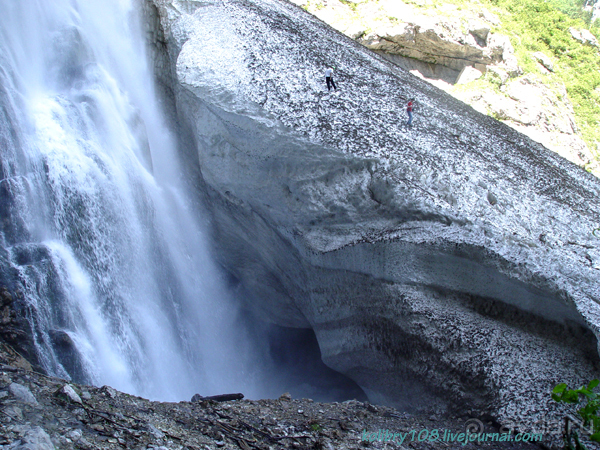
[148, 0, 600, 433]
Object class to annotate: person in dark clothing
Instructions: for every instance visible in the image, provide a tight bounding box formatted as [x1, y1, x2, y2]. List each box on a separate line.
[325, 67, 337, 91]
[406, 99, 414, 126]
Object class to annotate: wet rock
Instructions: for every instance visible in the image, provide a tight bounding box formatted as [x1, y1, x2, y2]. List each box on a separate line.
[100, 385, 118, 399]
[55, 384, 83, 405]
[0, 288, 12, 306]
[8, 426, 54, 450]
[48, 330, 74, 349]
[8, 383, 38, 405]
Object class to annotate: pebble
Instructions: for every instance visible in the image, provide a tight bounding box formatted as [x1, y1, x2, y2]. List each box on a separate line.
[67, 430, 82, 440]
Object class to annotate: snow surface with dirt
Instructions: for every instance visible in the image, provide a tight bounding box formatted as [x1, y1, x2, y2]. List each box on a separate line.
[150, 0, 600, 431]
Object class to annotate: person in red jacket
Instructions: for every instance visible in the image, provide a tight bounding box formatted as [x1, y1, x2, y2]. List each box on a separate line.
[406, 99, 414, 126]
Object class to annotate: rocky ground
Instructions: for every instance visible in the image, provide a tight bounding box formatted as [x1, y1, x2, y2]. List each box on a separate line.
[0, 343, 561, 450]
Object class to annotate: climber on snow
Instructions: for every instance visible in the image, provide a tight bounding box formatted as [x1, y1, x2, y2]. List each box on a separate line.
[406, 99, 415, 127]
[325, 67, 337, 91]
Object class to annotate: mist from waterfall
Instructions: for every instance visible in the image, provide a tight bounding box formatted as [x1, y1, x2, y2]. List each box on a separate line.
[0, 0, 267, 401]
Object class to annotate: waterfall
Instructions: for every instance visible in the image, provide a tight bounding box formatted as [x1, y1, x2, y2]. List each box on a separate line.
[0, 0, 260, 400]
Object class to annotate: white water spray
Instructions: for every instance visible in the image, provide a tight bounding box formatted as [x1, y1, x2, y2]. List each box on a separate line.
[0, 0, 261, 400]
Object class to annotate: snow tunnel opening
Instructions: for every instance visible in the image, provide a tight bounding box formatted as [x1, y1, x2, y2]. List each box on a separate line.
[262, 323, 368, 403]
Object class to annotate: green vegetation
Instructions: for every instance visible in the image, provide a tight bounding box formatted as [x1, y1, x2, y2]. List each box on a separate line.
[428, 0, 600, 155]
[552, 379, 600, 449]
[303, 0, 326, 11]
[484, 0, 600, 152]
[339, 0, 359, 11]
[545, 0, 594, 22]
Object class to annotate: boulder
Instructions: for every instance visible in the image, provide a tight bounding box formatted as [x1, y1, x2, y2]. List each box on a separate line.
[532, 52, 554, 72]
[569, 27, 600, 47]
[8, 383, 38, 406]
[468, 21, 491, 44]
[7, 426, 54, 450]
[55, 384, 83, 405]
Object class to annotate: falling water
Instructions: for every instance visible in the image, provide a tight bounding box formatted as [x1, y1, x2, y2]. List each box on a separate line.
[0, 0, 261, 400]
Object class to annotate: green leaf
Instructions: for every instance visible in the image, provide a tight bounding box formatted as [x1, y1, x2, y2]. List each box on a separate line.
[590, 432, 600, 442]
[554, 383, 568, 394]
[589, 379, 599, 390]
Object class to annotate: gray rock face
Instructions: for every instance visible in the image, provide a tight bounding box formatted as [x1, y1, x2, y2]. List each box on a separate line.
[149, 0, 600, 430]
[358, 18, 518, 76]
